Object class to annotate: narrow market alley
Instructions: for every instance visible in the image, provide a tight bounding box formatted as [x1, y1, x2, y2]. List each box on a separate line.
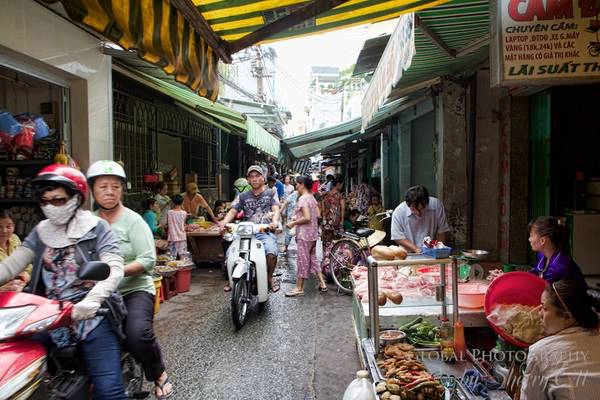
[150, 253, 360, 400]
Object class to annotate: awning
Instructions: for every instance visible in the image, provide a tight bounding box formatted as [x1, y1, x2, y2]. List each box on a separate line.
[113, 64, 247, 134]
[197, 0, 449, 46]
[293, 160, 312, 175]
[285, 95, 426, 159]
[246, 117, 281, 159]
[361, 0, 490, 117]
[57, 0, 221, 100]
[352, 34, 390, 76]
[389, 0, 490, 100]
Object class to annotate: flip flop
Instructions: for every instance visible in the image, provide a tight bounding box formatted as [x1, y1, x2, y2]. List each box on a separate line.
[319, 284, 328, 292]
[223, 285, 232, 292]
[270, 281, 281, 293]
[285, 290, 305, 297]
[155, 377, 174, 399]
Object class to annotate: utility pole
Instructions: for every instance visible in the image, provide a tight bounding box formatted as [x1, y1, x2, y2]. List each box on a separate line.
[251, 46, 272, 103]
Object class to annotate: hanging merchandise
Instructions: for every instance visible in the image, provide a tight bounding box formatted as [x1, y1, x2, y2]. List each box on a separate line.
[0, 110, 21, 136]
[54, 141, 68, 165]
[17, 113, 50, 140]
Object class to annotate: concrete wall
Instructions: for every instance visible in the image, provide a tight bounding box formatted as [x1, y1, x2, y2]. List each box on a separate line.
[472, 70, 502, 259]
[437, 80, 469, 250]
[0, 0, 112, 169]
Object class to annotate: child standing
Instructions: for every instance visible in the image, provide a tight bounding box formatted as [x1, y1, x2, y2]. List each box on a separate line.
[167, 194, 188, 259]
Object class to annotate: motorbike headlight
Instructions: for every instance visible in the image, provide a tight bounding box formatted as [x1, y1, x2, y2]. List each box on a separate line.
[236, 225, 254, 236]
[0, 306, 36, 340]
[23, 315, 59, 334]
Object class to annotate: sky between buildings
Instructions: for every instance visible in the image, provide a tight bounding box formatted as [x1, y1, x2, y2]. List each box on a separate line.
[267, 19, 398, 136]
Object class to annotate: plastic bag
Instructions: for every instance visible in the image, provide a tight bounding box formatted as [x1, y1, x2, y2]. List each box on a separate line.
[487, 303, 542, 344]
[0, 110, 21, 135]
[13, 127, 35, 158]
[16, 113, 50, 140]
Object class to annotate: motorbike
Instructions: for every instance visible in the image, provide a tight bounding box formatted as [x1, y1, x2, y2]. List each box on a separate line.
[0, 261, 147, 400]
[224, 222, 272, 330]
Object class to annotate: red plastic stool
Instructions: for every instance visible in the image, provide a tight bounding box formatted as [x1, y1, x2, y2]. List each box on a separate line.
[161, 275, 178, 300]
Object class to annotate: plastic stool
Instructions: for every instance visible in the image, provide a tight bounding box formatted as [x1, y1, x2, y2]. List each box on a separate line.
[161, 275, 178, 300]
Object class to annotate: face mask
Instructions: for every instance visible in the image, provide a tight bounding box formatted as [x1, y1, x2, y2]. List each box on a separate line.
[41, 196, 80, 226]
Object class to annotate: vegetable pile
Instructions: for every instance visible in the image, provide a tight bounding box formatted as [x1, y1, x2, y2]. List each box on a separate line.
[401, 318, 441, 347]
[376, 343, 445, 400]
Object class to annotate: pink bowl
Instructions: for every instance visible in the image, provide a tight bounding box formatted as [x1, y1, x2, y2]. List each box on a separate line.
[484, 271, 547, 348]
[457, 282, 488, 309]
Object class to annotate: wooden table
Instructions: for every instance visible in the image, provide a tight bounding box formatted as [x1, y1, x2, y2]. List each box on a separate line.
[186, 231, 224, 265]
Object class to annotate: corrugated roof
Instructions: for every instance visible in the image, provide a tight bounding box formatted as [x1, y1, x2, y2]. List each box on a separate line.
[353, 34, 390, 76]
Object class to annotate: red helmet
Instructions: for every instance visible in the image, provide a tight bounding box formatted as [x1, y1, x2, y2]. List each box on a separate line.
[33, 164, 88, 201]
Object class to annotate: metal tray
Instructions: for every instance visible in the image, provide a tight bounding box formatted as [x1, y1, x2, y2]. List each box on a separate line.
[362, 339, 511, 400]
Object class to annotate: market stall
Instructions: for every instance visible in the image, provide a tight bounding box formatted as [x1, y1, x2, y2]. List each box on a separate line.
[0, 66, 69, 238]
[186, 220, 224, 265]
[355, 254, 512, 399]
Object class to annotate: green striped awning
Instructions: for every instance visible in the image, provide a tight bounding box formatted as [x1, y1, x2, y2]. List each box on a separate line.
[58, 0, 220, 100]
[195, 0, 450, 43]
[389, 0, 490, 99]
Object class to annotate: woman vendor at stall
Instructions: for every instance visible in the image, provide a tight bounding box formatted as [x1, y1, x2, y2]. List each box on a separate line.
[528, 216, 586, 288]
[183, 182, 217, 222]
[520, 279, 600, 399]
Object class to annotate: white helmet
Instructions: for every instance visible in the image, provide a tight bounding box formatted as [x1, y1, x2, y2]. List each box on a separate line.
[86, 160, 127, 184]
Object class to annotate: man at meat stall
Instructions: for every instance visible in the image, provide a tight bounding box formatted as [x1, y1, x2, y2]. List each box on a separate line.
[390, 185, 449, 254]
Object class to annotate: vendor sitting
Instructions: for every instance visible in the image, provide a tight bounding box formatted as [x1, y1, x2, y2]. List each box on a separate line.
[367, 194, 386, 231]
[183, 182, 217, 222]
[520, 279, 600, 399]
[390, 185, 449, 254]
[528, 216, 586, 288]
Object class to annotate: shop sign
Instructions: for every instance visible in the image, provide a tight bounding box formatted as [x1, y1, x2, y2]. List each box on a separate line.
[361, 13, 415, 131]
[492, 0, 600, 85]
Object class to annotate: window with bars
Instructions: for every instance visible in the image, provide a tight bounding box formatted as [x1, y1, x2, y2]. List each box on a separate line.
[112, 73, 218, 192]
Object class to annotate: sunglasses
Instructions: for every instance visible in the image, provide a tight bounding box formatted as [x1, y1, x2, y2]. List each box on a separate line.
[38, 197, 68, 206]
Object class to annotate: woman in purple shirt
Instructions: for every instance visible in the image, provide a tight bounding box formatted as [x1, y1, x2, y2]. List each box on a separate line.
[528, 216, 587, 289]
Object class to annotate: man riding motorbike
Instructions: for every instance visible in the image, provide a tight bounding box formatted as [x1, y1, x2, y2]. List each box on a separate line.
[220, 166, 281, 292]
[0, 164, 127, 399]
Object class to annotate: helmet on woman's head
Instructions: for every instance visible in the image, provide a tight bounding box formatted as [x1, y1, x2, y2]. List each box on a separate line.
[86, 160, 127, 186]
[33, 164, 88, 201]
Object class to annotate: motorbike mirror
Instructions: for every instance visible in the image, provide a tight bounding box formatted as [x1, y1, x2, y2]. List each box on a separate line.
[77, 261, 110, 281]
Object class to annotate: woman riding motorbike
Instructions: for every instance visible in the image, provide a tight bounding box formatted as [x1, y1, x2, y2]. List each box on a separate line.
[87, 160, 174, 399]
[0, 164, 127, 399]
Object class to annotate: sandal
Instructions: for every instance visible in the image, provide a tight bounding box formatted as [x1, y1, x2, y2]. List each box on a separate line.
[270, 281, 281, 293]
[319, 284, 328, 292]
[223, 285, 232, 292]
[155, 376, 174, 399]
[285, 289, 305, 297]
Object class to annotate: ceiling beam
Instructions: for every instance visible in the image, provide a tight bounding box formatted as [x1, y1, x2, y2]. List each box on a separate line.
[455, 33, 490, 58]
[169, 0, 232, 63]
[226, 0, 350, 55]
[415, 16, 456, 58]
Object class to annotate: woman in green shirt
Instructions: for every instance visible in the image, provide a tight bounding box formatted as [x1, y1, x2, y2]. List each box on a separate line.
[87, 161, 174, 399]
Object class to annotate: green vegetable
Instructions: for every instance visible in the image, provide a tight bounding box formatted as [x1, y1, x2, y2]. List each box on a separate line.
[399, 317, 423, 331]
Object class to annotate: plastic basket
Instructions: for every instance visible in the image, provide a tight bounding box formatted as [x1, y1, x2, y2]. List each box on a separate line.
[421, 246, 452, 259]
[484, 271, 547, 348]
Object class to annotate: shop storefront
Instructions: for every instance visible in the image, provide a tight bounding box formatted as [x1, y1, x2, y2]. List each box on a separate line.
[0, 0, 113, 239]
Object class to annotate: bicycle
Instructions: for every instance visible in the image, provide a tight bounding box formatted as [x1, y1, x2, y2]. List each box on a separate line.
[328, 210, 393, 294]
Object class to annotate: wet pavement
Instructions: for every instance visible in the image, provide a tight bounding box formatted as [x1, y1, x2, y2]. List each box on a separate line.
[149, 251, 360, 399]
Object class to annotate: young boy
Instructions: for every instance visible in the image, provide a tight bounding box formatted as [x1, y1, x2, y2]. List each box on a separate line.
[167, 194, 188, 259]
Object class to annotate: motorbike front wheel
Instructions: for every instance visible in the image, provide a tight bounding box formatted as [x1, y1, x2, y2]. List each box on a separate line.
[231, 276, 250, 329]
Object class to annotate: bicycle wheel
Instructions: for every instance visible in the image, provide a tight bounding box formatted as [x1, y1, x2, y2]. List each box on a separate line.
[329, 239, 366, 294]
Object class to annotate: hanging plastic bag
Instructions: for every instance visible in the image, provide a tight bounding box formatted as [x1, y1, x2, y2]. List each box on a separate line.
[0, 110, 21, 136]
[16, 113, 50, 140]
[316, 237, 324, 264]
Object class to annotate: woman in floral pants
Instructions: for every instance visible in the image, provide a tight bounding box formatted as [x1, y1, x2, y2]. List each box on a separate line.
[285, 175, 327, 297]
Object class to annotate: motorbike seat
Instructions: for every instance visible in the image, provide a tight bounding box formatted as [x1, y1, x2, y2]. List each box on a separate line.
[355, 228, 375, 238]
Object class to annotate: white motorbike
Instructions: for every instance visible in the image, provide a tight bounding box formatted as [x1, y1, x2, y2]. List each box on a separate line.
[224, 222, 271, 329]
